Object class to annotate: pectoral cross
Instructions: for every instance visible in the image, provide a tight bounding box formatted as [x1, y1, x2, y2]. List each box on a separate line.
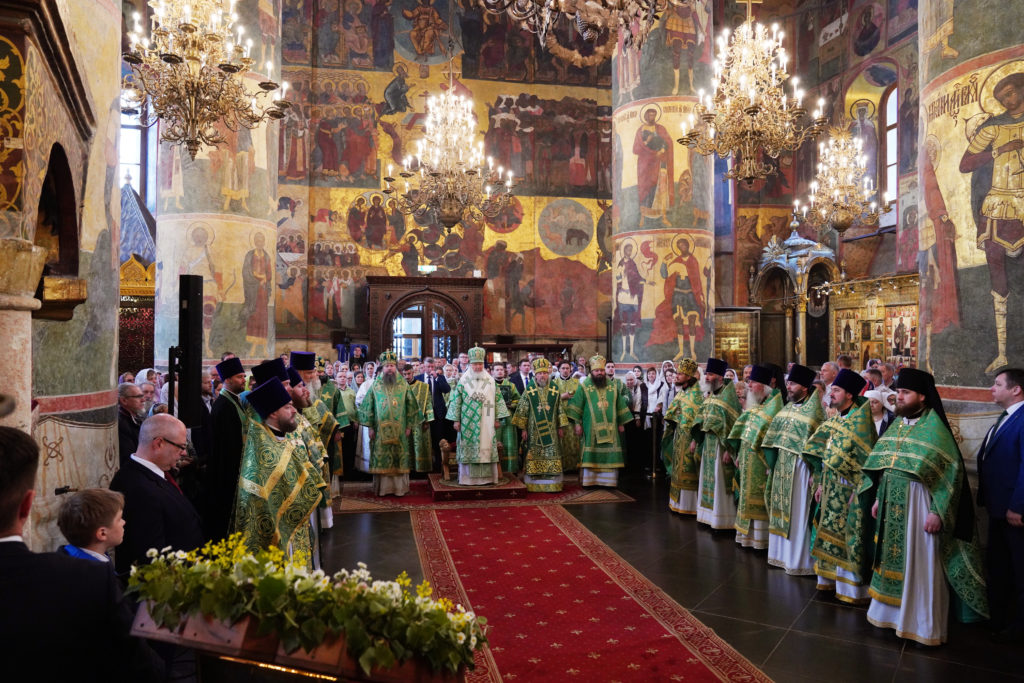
[484, 401, 493, 418]
[597, 396, 609, 410]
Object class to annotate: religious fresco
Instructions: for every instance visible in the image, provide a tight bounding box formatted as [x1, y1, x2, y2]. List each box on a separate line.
[155, 112, 278, 220]
[887, 0, 917, 47]
[613, 99, 714, 235]
[918, 48, 1024, 385]
[849, 2, 884, 60]
[884, 303, 917, 365]
[834, 308, 861, 358]
[154, 217, 277, 360]
[0, 35, 25, 237]
[610, 229, 713, 363]
[612, 0, 712, 108]
[273, 185, 609, 344]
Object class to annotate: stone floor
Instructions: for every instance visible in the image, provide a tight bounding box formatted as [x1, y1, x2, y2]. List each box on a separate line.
[321, 473, 1023, 683]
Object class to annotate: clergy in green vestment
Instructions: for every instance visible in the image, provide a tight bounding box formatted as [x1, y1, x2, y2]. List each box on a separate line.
[357, 351, 427, 496]
[661, 357, 704, 514]
[552, 360, 583, 472]
[565, 355, 633, 488]
[727, 365, 783, 549]
[446, 346, 511, 486]
[691, 358, 742, 530]
[283, 366, 340, 530]
[762, 363, 825, 575]
[860, 368, 988, 646]
[402, 362, 435, 473]
[512, 358, 568, 492]
[291, 352, 341, 473]
[803, 369, 876, 603]
[492, 362, 522, 474]
[234, 378, 327, 568]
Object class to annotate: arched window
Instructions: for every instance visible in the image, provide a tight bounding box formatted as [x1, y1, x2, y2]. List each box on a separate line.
[882, 85, 898, 200]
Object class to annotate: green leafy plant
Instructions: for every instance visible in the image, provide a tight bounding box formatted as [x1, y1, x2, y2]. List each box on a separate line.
[127, 535, 486, 675]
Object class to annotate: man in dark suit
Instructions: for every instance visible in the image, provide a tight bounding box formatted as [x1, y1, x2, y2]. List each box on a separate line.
[416, 356, 451, 470]
[111, 414, 205, 577]
[206, 357, 249, 540]
[978, 367, 1024, 642]
[510, 358, 533, 395]
[0, 425, 162, 680]
[117, 382, 145, 465]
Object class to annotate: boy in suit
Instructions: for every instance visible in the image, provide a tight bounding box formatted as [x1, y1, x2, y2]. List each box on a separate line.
[979, 367, 1024, 642]
[57, 488, 125, 564]
[0, 425, 162, 680]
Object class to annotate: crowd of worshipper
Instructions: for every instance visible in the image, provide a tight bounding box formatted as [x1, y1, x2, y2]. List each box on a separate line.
[108, 351, 1024, 649]
[0, 346, 1015, 679]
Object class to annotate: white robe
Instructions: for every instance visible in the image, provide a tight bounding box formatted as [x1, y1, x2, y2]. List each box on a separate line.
[866, 480, 948, 645]
[767, 458, 815, 574]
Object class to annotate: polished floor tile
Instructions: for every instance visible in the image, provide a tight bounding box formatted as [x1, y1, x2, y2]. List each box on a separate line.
[321, 472, 1013, 682]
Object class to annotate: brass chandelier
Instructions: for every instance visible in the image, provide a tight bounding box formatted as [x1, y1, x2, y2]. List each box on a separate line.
[677, 1, 826, 183]
[382, 58, 513, 230]
[121, 0, 290, 159]
[478, 0, 670, 50]
[796, 127, 894, 236]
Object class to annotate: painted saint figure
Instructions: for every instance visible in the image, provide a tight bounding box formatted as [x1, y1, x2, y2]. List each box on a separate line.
[242, 232, 273, 358]
[633, 107, 674, 228]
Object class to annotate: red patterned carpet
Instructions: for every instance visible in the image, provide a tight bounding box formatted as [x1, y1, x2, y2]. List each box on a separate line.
[412, 506, 770, 682]
[337, 479, 633, 513]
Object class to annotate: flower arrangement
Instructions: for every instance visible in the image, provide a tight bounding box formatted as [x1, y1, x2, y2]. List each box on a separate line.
[127, 535, 486, 676]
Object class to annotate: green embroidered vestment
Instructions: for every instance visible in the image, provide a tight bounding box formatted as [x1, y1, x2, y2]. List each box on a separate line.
[727, 390, 783, 534]
[564, 377, 633, 469]
[662, 384, 704, 501]
[511, 383, 567, 486]
[761, 389, 825, 538]
[691, 381, 741, 509]
[357, 379, 425, 475]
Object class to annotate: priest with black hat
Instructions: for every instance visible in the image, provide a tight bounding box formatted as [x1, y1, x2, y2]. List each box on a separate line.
[803, 368, 876, 604]
[762, 363, 826, 575]
[207, 356, 249, 540]
[234, 377, 326, 568]
[860, 367, 988, 645]
[728, 364, 783, 549]
[691, 358, 742, 530]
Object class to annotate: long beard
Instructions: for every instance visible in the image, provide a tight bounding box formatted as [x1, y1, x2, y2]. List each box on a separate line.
[591, 376, 607, 388]
[308, 377, 321, 395]
[535, 376, 549, 388]
[745, 387, 767, 408]
[382, 373, 397, 386]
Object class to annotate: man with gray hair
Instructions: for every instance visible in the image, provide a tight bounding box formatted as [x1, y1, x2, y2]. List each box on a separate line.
[111, 414, 205, 576]
[820, 361, 839, 408]
[117, 382, 146, 465]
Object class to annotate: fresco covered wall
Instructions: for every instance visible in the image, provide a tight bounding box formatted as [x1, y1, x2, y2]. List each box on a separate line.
[272, 1, 613, 351]
[23, 0, 123, 551]
[917, 1, 1024, 388]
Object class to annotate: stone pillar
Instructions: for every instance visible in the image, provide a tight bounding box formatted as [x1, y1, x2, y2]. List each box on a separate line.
[153, 3, 280, 368]
[783, 304, 795, 365]
[610, 3, 716, 366]
[795, 299, 807, 365]
[0, 240, 46, 432]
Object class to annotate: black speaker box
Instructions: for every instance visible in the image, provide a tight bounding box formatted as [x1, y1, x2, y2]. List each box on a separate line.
[176, 274, 203, 427]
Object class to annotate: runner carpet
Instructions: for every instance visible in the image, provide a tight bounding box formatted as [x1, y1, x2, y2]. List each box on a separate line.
[412, 505, 770, 682]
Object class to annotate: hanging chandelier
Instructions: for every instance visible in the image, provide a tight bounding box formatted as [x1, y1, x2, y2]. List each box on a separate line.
[795, 127, 894, 236]
[677, 1, 826, 184]
[121, 0, 291, 159]
[382, 64, 513, 230]
[478, 0, 669, 51]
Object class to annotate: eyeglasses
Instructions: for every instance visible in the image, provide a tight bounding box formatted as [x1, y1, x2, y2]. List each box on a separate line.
[158, 437, 188, 452]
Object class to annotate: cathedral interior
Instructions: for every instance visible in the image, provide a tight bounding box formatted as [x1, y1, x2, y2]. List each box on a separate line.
[1, 0, 1022, 679]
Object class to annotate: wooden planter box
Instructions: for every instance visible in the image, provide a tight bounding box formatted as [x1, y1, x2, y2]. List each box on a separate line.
[132, 603, 466, 682]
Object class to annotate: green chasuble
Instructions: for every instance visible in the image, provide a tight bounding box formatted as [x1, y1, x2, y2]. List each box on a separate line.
[320, 382, 340, 417]
[357, 379, 426, 475]
[302, 397, 341, 475]
[662, 383, 704, 501]
[234, 419, 327, 566]
[727, 390, 783, 534]
[406, 378, 435, 473]
[552, 376, 583, 471]
[762, 389, 825, 538]
[445, 372, 511, 475]
[802, 397, 877, 584]
[495, 379, 522, 472]
[564, 377, 633, 469]
[334, 387, 358, 429]
[860, 409, 988, 620]
[691, 381, 741, 509]
[511, 383, 567, 490]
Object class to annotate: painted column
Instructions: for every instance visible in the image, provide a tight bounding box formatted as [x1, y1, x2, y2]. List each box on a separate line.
[153, 1, 280, 368]
[783, 303, 795, 365]
[610, 1, 715, 366]
[916, 1, 1024, 385]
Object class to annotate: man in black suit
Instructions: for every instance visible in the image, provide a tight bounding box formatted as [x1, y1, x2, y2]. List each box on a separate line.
[111, 414, 205, 577]
[0, 425, 162, 680]
[510, 358, 533, 395]
[978, 367, 1024, 642]
[416, 356, 451, 470]
[117, 382, 145, 465]
[206, 357, 249, 540]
